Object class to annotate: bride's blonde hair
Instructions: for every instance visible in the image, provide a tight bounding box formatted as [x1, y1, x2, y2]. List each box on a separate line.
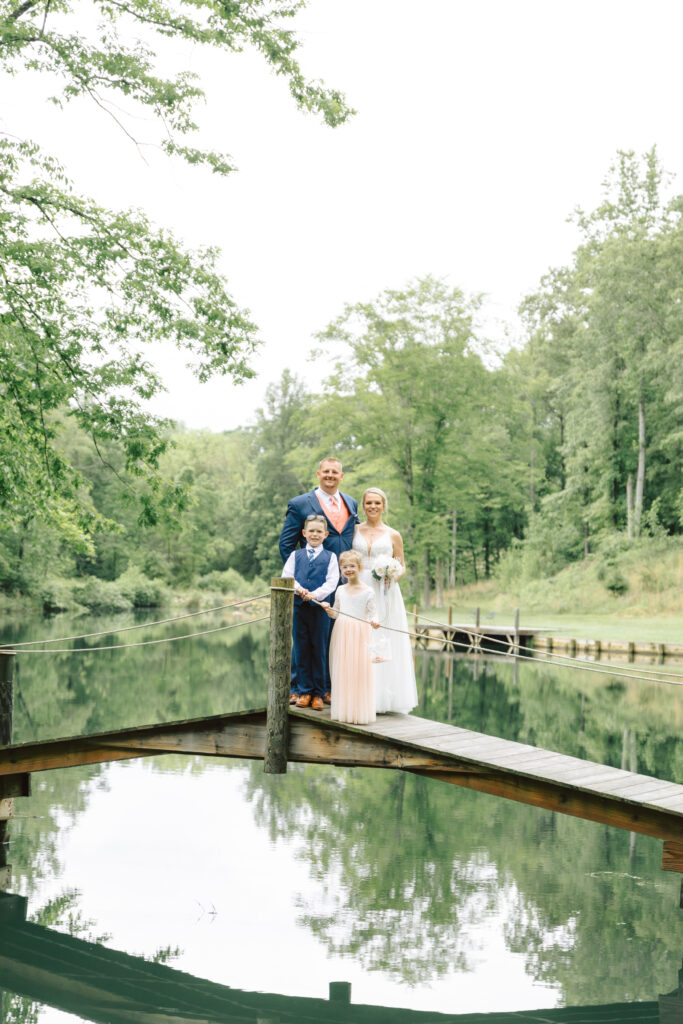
[361, 487, 388, 517]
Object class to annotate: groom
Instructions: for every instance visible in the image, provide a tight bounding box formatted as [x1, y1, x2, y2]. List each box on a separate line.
[279, 456, 358, 703]
[279, 457, 358, 563]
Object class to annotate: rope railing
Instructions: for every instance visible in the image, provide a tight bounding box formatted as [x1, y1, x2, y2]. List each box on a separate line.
[1, 582, 678, 687]
[2, 594, 270, 650]
[412, 609, 683, 682]
[269, 587, 683, 688]
[1, 614, 270, 655]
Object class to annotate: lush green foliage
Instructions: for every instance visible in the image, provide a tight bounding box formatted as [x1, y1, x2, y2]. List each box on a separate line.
[0, 0, 352, 544]
[0, 135, 679, 608]
[513, 149, 682, 578]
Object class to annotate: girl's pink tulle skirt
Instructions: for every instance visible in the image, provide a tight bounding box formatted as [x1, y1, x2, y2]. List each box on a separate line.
[329, 618, 376, 725]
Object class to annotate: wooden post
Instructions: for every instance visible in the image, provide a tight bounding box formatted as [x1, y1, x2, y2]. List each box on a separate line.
[512, 608, 520, 685]
[0, 649, 13, 748]
[474, 606, 480, 628]
[412, 604, 418, 632]
[448, 605, 453, 626]
[329, 982, 351, 1004]
[264, 578, 294, 775]
[661, 841, 683, 874]
[447, 656, 453, 721]
[0, 649, 14, 881]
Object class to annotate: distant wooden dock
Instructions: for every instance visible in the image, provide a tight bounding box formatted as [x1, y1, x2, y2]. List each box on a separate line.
[412, 618, 683, 661]
[1, 707, 682, 877]
[413, 620, 543, 654]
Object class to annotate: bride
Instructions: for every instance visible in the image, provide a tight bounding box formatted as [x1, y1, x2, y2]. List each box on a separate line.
[352, 488, 418, 714]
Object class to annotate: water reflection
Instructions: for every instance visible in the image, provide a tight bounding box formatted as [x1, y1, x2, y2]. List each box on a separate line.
[2, 612, 683, 1017]
[0, 887, 678, 1023]
[248, 759, 683, 1005]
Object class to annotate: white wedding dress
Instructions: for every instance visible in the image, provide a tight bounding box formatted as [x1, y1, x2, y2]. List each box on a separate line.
[352, 529, 418, 714]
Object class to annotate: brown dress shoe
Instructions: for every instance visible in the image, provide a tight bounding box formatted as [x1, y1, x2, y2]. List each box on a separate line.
[289, 693, 299, 705]
[323, 692, 332, 705]
[311, 696, 324, 711]
[296, 694, 312, 707]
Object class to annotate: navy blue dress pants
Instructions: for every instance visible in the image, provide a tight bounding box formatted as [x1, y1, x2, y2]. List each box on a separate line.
[292, 603, 330, 697]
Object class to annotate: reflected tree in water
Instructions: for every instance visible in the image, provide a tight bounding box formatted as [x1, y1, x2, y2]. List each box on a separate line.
[244, 649, 683, 999]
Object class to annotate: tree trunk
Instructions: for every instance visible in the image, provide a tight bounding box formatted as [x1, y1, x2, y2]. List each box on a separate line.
[435, 555, 443, 607]
[611, 396, 621, 527]
[483, 515, 491, 578]
[17, 516, 31, 563]
[626, 473, 634, 539]
[422, 548, 431, 609]
[583, 520, 590, 557]
[449, 509, 457, 588]
[529, 417, 535, 507]
[633, 398, 645, 537]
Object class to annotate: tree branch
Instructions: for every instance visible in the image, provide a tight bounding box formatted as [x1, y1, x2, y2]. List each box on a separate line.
[8, 0, 40, 20]
[40, 0, 51, 37]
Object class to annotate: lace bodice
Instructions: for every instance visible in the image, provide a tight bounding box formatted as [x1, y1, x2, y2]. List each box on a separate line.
[351, 528, 393, 570]
[333, 584, 377, 622]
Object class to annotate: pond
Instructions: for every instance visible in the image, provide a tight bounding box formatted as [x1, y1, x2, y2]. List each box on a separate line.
[1, 608, 682, 1022]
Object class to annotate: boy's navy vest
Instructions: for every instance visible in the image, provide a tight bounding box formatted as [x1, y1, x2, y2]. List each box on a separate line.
[293, 547, 332, 604]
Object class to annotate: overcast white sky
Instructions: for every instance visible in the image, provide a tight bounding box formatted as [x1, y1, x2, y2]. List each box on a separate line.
[10, 0, 683, 431]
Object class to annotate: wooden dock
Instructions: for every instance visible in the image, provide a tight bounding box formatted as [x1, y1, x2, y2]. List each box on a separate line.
[412, 621, 683, 661]
[412, 621, 542, 654]
[0, 891, 672, 1024]
[1, 707, 682, 874]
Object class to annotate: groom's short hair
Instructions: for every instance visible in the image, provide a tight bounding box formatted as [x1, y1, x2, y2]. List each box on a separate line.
[318, 456, 343, 470]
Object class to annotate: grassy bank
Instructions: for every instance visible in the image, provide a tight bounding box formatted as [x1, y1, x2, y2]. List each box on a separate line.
[424, 537, 682, 644]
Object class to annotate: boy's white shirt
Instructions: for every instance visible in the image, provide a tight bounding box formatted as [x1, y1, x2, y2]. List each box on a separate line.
[282, 545, 340, 600]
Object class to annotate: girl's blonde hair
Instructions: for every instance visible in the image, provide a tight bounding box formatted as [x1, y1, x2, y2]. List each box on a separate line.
[361, 487, 388, 514]
[339, 549, 363, 569]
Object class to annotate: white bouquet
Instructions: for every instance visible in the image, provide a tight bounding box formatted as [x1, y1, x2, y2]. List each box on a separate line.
[371, 555, 402, 589]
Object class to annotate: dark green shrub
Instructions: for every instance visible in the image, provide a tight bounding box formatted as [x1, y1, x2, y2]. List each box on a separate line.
[117, 568, 171, 608]
[73, 578, 133, 613]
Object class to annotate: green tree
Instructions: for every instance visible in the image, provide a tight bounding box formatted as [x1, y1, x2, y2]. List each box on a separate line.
[317, 276, 525, 600]
[317, 276, 489, 602]
[240, 370, 318, 579]
[514, 149, 683, 576]
[0, 0, 352, 544]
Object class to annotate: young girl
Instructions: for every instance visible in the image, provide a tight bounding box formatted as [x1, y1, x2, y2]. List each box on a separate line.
[321, 550, 379, 725]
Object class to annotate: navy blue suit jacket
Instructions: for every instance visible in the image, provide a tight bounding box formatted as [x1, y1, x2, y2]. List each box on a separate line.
[279, 490, 359, 563]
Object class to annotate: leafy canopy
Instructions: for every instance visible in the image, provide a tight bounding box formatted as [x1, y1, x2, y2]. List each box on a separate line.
[0, 0, 352, 545]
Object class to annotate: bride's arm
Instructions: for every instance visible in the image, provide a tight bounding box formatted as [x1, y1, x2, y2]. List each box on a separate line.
[391, 529, 406, 579]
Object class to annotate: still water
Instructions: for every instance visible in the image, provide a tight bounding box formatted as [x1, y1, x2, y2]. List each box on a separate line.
[2, 609, 683, 1022]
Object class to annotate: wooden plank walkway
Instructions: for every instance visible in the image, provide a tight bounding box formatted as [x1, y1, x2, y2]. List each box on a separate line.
[1, 708, 682, 867]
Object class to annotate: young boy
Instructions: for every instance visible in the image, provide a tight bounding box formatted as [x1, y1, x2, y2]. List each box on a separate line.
[281, 514, 340, 711]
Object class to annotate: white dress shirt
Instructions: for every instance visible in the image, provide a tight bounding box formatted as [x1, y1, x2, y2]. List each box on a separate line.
[315, 486, 343, 516]
[282, 545, 340, 601]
